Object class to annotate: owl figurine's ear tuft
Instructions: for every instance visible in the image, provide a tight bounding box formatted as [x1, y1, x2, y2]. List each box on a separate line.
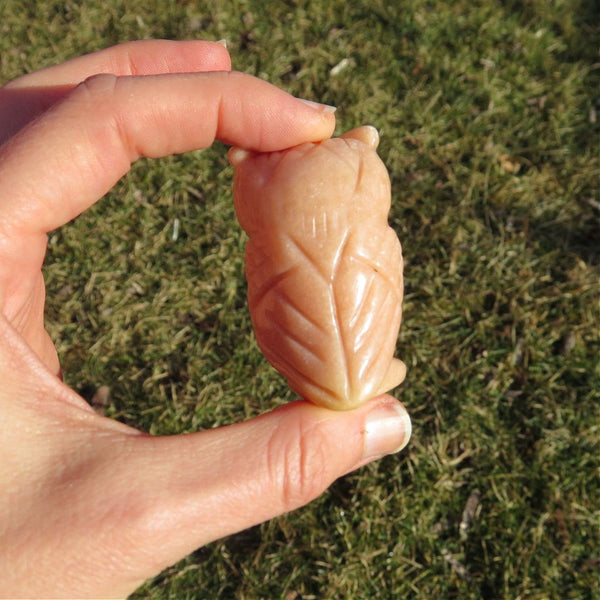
[227, 147, 254, 166]
[340, 125, 379, 149]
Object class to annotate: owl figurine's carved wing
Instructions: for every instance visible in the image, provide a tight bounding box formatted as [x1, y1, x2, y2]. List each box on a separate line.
[229, 126, 406, 410]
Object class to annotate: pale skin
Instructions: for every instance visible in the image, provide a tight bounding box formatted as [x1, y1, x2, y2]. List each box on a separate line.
[0, 40, 411, 598]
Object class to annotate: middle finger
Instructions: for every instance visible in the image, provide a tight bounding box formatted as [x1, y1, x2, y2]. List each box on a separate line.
[0, 40, 231, 144]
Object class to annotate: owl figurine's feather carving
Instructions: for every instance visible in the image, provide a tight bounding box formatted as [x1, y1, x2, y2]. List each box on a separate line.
[228, 126, 406, 410]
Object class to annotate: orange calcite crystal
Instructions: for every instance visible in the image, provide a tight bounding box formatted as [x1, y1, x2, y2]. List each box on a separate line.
[228, 126, 406, 410]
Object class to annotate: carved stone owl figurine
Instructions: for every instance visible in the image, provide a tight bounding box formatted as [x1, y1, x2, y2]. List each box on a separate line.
[228, 126, 406, 410]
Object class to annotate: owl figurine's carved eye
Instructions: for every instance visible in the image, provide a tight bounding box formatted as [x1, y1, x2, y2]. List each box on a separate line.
[228, 126, 406, 411]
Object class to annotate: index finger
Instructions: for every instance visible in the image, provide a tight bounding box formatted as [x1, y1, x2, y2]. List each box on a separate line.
[0, 71, 336, 238]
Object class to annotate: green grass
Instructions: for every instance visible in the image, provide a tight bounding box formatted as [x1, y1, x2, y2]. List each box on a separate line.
[2, 0, 598, 598]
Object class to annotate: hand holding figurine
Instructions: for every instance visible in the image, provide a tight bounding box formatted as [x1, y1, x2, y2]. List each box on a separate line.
[0, 40, 410, 598]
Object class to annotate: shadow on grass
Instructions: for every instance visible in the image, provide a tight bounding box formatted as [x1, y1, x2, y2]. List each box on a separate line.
[500, 0, 600, 63]
[529, 210, 600, 266]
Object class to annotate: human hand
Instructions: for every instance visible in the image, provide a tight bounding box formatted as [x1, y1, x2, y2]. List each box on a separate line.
[0, 40, 411, 598]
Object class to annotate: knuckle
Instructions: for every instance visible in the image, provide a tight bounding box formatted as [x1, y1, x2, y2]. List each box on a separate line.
[75, 73, 119, 101]
[266, 412, 331, 512]
[111, 42, 142, 76]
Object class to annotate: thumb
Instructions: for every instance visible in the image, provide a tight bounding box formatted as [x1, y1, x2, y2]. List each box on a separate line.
[111, 397, 411, 591]
[0, 389, 411, 599]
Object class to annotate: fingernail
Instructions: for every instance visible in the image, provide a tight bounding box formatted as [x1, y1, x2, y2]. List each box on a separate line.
[297, 98, 337, 114]
[228, 146, 251, 166]
[216, 39, 228, 48]
[362, 401, 411, 461]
